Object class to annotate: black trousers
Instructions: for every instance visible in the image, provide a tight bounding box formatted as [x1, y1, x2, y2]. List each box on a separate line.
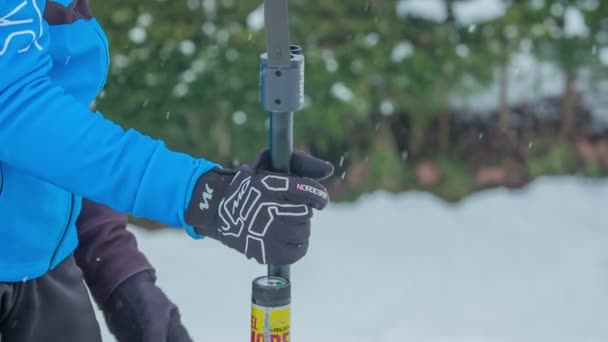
[0, 256, 102, 342]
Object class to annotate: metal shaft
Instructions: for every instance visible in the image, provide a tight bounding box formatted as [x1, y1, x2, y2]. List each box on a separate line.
[268, 112, 292, 280]
[264, 0, 291, 66]
[269, 112, 293, 174]
[264, 0, 293, 281]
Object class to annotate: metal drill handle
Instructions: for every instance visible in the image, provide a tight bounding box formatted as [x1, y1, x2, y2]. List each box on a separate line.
[261, 0, 304, 281]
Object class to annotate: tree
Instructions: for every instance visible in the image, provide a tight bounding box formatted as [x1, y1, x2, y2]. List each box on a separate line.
[386, 0, 493, 154]
[533, 0, 600, 137]
[476, 0, 545, 140]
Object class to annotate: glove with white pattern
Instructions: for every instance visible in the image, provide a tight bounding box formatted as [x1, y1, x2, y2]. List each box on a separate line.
[185, 149, 334, 265]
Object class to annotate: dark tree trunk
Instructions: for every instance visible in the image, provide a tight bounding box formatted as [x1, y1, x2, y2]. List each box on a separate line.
[498, 63, 510, 136]
[409, 121, 427, 157]
[560, 70, 577, 137]
[438, 109, 450, 151]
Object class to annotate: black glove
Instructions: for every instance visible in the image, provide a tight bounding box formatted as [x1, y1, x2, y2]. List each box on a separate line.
[103, 270, 193, 342]
[185, 149, 334, 265]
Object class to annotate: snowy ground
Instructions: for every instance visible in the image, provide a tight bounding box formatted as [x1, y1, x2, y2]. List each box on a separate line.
[98, 176, 608, 342]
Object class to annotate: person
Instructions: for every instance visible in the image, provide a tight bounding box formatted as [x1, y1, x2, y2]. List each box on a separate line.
[0, 0, 334, 341]
[74, 199, 194, 341]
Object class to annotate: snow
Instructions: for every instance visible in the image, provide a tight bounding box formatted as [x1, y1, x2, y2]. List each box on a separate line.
[564, 6, 590, 38]
[396, 0, 506, 26]
[550, 2, 566, 17]
[179, 40, 196, 56]
[323, 50, 339, 73]
[449, 52, 565, 116]
[583, 79, 608, 129]
[128, 27, 147, 44]
[600, 48, 608, 65]
[364, 32, 381, 47]
[453, 0, 508, 26]
[202, 0, 216, 14]
[111, 54, 130, 69]
[180, 69, 197, 84]
[392, 1, 606, 126]
[247, 5, 265, 32]
[331, 82, 354, 102]
[450, 52, 608, 128]
[381, 100, 395, 116]
[392, 41, 414, 63]
[232, 110, 248, 125]
[136, 13, 153, 28]
[455, 44, 471, 58]
[172, 83, 189, 98]
[397, 0, 447, 22]
[98, 176, 608, 341]
[202, 22, 216, 36]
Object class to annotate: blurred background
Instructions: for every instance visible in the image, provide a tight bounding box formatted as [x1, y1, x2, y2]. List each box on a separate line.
[91, 0, 608, 209]
[89, 1, 608, 340]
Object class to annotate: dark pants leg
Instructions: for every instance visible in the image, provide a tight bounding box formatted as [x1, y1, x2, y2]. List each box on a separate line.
[0, 256, 102, 342]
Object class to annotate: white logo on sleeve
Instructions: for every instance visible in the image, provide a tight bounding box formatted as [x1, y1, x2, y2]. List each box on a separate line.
[0, 0, 44, 56]
[198, 184, 214, 211]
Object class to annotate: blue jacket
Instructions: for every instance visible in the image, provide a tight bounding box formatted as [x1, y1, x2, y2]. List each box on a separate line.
[0, 0, 217, 282]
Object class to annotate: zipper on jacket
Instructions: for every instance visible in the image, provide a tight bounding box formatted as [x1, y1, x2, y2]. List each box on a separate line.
[48, 194, 75, 269]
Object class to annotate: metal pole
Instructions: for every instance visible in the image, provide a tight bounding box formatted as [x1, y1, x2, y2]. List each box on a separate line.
[265, 0, 294, 285]
[251, 1, 306, 341]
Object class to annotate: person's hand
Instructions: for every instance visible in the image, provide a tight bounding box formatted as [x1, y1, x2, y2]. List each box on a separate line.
[185, 149, 334, 265]
[74, 200, 192, 342]
[103, 270, 193, 342]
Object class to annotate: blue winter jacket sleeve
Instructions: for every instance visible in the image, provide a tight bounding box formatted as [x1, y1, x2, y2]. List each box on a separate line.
[0, 0, 218, 234]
